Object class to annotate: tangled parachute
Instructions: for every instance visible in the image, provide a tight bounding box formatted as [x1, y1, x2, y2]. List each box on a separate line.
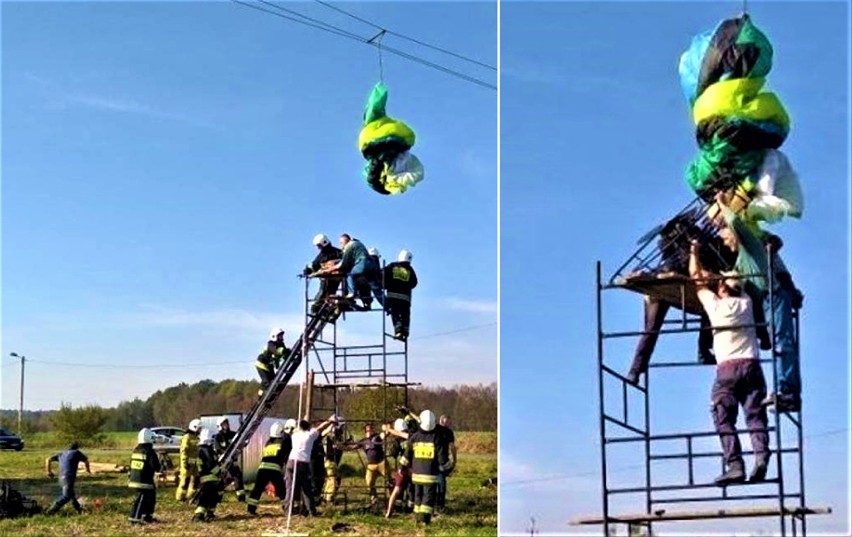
[359, 82, 424, 195]
[679, 14, 803, 224]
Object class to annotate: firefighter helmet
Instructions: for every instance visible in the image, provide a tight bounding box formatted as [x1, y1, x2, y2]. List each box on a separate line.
[138, 428, 154, 444]
[199, 428, 213, 445]
[368, 247, 380, 257]
[270, 421, 286, 438]
[313, 234, 330, 247]
[394, 418, 406, 433]
[419, 410, 436, 432]
[188, 418, 202, 433]
[269, 327, 285, 341]
[283, 418, 297, 434]
[398, 249, 413, 263]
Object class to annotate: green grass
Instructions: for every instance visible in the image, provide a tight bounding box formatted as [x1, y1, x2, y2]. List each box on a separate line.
[0, 434, 496, 536]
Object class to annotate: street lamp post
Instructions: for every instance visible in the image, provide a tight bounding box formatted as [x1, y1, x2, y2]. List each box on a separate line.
[9, 353, 25, 433]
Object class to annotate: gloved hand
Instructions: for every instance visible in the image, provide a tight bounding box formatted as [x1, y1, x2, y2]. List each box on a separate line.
[303, 265, 313, 277]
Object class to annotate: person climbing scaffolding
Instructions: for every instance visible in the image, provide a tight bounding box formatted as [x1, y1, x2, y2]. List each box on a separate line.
[304, 234, 343, 314]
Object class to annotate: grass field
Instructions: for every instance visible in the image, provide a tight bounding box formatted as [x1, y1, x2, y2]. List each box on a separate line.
[0, 432, 497, 536]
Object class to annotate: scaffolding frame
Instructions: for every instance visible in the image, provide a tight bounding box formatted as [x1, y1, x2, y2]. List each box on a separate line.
[581, 212, 829, 535]
[299, 268, 418, 509]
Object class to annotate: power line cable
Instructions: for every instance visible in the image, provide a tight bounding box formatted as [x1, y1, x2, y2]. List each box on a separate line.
[229, 0, 496, 90]
[312, 0, 496, 71]
[20, 321, 495, 368]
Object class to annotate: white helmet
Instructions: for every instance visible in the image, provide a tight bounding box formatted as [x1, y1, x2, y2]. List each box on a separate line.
[419, 410, 436, 432]
[313, 234, 330, 247]
[393, 418, 406, 433]
[188, 418, 202, 433]
[398, 249, 413, 263]
[138, 428, 153, 444]
[199, 428, 213, 445]
[217, 416, 230, 429]
[269, 327, 285, 341]
[270, 421, 286, 439]
[368, 247, 380, 257]
[283, 418, 297, 434]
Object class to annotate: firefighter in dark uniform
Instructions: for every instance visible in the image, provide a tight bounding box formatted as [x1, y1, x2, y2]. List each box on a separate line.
[214, 416, 246, 502]
[192, 428, 223, 523]
[384, 249, 418, 341]
[128, 428, 161, 524]
[304, 234, 343, 314]
[256, 328, 290, 396]
[404, 409, 445, 525]
[247, 420, 294, 515]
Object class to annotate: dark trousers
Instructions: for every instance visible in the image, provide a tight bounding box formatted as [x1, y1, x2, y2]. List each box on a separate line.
[225, 464, 245, 498]
[413, 483, 437, 524]
[711, 359, 769, 467]
[247, 468, 287, 513]
[312, 279, 341, 313]
[628, 298, 713, 376]
[285, 461, 316, 515]
[194, 481, 222, 518]
[129, 488, 156, 521]
[256, 366, 275, 391]
[48, 476, 82, 513]
[386, 298, 411, 336]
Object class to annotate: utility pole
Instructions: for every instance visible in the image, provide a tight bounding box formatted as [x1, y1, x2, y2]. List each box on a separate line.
[9, 353, 25, 433]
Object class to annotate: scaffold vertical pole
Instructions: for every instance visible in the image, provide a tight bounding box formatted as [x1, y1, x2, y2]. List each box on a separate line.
[596, 261, 610, 536]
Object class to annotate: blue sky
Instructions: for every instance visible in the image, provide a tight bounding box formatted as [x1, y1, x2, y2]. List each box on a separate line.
[1, 1, 497, 410]
[500, 2, 849, 535]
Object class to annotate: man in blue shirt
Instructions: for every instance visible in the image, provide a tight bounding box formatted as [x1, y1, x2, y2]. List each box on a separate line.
[45, 442, 91, 514]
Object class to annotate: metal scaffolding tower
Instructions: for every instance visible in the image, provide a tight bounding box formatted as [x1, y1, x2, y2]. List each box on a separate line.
[571, 202, 830, 536]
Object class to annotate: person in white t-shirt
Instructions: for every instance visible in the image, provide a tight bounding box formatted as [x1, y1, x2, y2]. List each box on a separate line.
[285, 415, 337, 516]
[690, 240, 770, 487]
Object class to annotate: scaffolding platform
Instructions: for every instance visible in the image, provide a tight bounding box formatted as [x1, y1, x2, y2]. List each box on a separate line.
[611, 271, 703, 315]
[571, 505, 832, 525]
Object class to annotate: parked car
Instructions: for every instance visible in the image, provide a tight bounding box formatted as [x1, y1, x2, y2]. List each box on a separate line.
[150, 426, 184, 454]
[0, 427, 24, 451]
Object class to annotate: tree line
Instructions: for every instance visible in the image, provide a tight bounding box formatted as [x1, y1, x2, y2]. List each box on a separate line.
[0, 379, 496, 436]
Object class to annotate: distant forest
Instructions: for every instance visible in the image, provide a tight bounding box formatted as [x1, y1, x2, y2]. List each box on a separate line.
[0, 379, 497, 433]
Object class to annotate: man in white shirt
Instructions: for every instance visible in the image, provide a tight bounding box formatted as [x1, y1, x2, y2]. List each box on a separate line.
[285, 415, 337, 516]
[690, 240, 770, 486]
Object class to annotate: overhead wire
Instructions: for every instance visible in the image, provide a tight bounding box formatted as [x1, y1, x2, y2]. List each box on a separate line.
[312, 0, 496, 71]
[229, 0, 496, 90]
[18, 321, 496, 369]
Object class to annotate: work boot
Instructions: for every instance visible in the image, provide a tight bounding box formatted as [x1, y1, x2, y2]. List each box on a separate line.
[697, 351, 716, 365]
[714, 461, 746, 486]
[237, 492, 246, 503]
[191, 513, 205, 523]
[763, 393, 801, 413]
[625, 370, 641, 387]
[749, 453, 771, 483]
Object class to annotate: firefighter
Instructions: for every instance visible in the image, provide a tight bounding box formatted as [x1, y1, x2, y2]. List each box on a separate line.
[128, 428, 161, 524]
[175, 418, 202, 502]
[213, 416, 245, 502]
[256, 327, 290, 396]
[192, 428, 223, 523]
[304, 234, 343, 314]
[384, 249, 418, 340]
[246, 419, 294, 515]
[405, 410, 446, 525]
[321, 420, 345, 503]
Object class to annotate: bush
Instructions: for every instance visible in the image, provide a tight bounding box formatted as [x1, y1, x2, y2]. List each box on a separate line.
[47, 403, 107, 447]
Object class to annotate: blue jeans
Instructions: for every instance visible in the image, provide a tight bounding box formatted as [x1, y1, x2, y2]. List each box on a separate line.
[50, 475, 82, 513]
[764, 287, 799, 397]
[347, 259, 384, 306]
